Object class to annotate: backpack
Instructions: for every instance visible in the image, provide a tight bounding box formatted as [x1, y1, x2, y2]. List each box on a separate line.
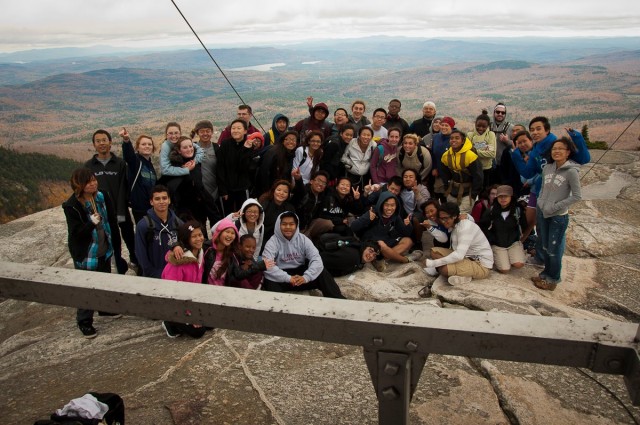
[315, 233, 360, 252]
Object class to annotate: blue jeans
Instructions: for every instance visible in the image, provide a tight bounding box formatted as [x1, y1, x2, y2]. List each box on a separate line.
[536, 208, 568, 284]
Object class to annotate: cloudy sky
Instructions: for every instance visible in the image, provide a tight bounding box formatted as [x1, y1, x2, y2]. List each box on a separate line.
[2, 0, 639, 53]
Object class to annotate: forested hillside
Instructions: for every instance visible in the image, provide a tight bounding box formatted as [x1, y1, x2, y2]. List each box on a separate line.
[0, 146, 81, 223]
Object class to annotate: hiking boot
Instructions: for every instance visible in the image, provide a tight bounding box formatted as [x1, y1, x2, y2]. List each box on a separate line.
[405, 250, 423, 262]
[162, 321, 181, 338]
[373, 259, 387, 272]
[424, 266, 438, 277]
[98, 312, 122, 319]
[533, 279, 557, 291]
[78, 322, 97, 339]
[448, 275, 472, 285]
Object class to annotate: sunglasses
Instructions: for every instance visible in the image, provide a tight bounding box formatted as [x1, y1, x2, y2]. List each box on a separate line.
[495, 111, 506, 115]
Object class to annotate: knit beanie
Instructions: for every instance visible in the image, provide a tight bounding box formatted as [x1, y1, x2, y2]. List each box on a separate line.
[441, 117, 455, 128]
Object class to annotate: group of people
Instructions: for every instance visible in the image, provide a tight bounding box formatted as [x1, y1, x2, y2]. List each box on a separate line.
[63, 98, 587, 338]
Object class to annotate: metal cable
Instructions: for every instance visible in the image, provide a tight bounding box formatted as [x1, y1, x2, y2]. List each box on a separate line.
[169, 0, 266, 133]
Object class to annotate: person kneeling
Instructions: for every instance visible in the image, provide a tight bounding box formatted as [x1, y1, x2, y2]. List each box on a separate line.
[424, 202, 494, 285]
[262, 211, 346, 298]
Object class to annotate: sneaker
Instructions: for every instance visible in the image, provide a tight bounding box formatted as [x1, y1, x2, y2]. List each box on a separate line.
[98, 312, 122, 319]
[162, 321, 181, 338]
[424, 266, 439, 277]
[533, 279, 557, 291]
[405, 250, 423, 262]
[448, 275, 472, 285]
[373, 259, 387, 272]
[78, 323, 97, 339]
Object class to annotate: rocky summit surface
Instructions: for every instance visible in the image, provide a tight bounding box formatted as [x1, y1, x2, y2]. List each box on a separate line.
[0, 149, 639, 424]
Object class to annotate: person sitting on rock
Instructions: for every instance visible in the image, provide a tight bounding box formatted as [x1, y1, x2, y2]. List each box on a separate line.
[262, 211, 346, 298]
[350, 191, 421, 272]
[424, 202, 493, 285]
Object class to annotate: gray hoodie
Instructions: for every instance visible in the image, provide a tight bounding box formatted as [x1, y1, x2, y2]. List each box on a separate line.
[537, 159, 582, 218]
[262, 212, 324, 283]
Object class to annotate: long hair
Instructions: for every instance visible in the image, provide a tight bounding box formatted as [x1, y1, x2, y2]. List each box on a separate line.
[272, 130, 298, 181]
[214, 227, 237, 279]
[177, 220, 203, 251]
[303, 130, 324, 171]
[70, 167, 96, 199]
[258, 179, 292, 205]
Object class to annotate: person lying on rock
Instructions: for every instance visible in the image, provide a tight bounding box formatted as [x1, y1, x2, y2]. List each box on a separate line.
[424, 202, 494, 285]
[315, 233, 379, 277]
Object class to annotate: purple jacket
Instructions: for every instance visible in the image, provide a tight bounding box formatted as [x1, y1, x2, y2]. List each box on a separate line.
[370, 139, 399, 184]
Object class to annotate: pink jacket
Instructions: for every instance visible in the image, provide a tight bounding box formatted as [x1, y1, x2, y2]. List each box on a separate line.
[161, 250, 204, 283]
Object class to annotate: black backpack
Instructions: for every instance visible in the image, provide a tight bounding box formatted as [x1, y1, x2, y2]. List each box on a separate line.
[315, 233, 360, 252]
[142, 214, 182, 246]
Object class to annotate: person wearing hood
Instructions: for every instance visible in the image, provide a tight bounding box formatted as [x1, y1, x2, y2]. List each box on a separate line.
[421, 116, 442, 150]
[263, 113, 290, 147]
[531, 137, 582, 291]
[135, 185, 183, 278]
[294, 101, 333, 142]
[262, 211, 345, 298]
[218, 198, 265, 261]
[370, 127, 400, 185]
[440, 130, 484, 213]
[350, 191, 421, 272]
[202, 217, 240, 286]
[160, 220, 208, 339]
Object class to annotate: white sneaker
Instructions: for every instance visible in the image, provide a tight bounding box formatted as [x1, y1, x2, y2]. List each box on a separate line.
[448, 275, 472, 285]
[424, 266, 438, 276]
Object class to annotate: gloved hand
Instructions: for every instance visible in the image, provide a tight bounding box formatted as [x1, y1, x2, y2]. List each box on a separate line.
[90, 213, 102, 225]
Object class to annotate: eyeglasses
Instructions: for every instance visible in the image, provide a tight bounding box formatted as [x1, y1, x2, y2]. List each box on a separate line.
[439, 215, 454, 222]
[494, 111, 506, 115]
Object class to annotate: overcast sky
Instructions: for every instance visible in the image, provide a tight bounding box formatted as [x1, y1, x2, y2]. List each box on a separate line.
[2, 0, 639, 53]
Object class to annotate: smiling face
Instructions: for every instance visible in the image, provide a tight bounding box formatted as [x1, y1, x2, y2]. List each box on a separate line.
[432, 118, 442, 133]
[387, 182, 401, 196]
[381, 197, 397, 218]
[402, 137, 416, 154]
[217, 228, 237, 248]
[438, 212, 457, 230]
[307, 135, 323, 153]
[166, 126, 181, 143]
[243, 205, 260, 224]
[340, 128, 354, 144]
[93, 133, 112, 157]
[550, 140, 571, 165]
[336, 178, 351, 196]
[273, 184, 290, 204]
[280, 216, 297, 240]
[449, 132, 464, 151]
[197, 127, 213, 144]
[362, 246, 378, 263]
[283, 134, 297, 151]
[178, 139, 194, 158]
[439, 122, 452, 136]
[334, 110, 348, 125]
[189, 228, 205, 251]
[240, 237, 257, 259]
[136, 137, 154, 157]
[529, 120, 549, 143]
[494, 106, 507, 123]
[352, 102, 365, 120]
[424, 204, 438, 221]
[388, 129, 401, 146]
[402, 170, 417, 188]
[475, 119, 489, 135]
[230, 122, 247, 142]
[422, 105, 436, 119]
[310, 174, 328, 194]
[358, 129, 373, 147]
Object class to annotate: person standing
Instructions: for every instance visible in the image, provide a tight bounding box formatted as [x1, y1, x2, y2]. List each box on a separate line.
[120, 129, 157, 224]
[409, 101, 437, 138]
[134, 185, 182, 279]
[531, 138, 582, 291]
[191, 120, 222, 228]
[85, 129, 135, 274]
[217, 105, 258, 144]
[383, 99, 410, 137]
[63, 168, 122, 338]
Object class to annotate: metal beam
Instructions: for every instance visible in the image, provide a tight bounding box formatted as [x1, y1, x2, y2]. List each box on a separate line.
[1, 261, 639, 417]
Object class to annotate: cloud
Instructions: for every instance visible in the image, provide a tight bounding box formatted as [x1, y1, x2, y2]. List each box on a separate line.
[0, 0, 639, 52]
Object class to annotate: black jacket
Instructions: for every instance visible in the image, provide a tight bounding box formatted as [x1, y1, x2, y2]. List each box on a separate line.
[85, 153, 129, 217]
